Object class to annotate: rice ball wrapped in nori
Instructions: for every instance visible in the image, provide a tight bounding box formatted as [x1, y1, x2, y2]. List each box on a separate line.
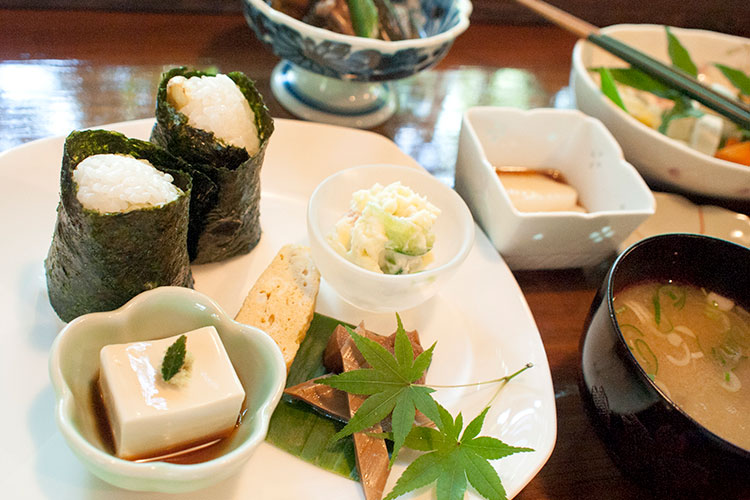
[45, 130, 194, 322]
[150, 67, 275, 264]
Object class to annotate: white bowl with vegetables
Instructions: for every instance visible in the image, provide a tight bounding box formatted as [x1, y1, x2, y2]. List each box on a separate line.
[307, 163, 474, 312]
[48, 286, 286, 493]
[571, 24, 750, 200]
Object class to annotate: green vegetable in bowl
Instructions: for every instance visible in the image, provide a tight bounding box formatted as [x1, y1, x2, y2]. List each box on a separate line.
[593, 26, 750, 166]
[270, 0, 427, 40]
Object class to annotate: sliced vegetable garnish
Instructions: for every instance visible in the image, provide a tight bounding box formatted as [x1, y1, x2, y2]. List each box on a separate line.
[619, 323, 644, 337]
[633, 338, 658, 377]
[606, 67, 678, 99]
[597, 68, 627, 111]
[666, 26, 698, 77]
[715, 63, 750, 96]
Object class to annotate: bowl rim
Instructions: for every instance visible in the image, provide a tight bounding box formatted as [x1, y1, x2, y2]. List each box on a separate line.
[461, 106, 656, 219]
[48, 286, 286, 482]
[605, 232, 750, 458]
[571, 23, 750, 176]
[307, 163, 475, 281]
[243, 0, 472, 50]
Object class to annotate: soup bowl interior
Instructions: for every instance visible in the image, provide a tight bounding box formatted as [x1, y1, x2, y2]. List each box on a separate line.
[579, 233, 750, 496]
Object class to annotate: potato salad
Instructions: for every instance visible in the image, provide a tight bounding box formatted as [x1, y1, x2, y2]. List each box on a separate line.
[328, 181, 440, 274]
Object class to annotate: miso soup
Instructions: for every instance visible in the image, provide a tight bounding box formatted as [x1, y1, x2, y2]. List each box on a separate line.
[614, 281, 750, 450]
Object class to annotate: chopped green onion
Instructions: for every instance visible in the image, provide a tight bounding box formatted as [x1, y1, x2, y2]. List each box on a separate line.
[652, 290, 661, 326]
[619, 323, 644, 337]
[634, 338, 658, 377]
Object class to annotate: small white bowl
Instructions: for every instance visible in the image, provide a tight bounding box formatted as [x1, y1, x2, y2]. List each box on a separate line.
[571, 24, 750, 200]
[48, 286, 286, 493]
[307, 164, 474, 312]
[454, 107, 655, 270]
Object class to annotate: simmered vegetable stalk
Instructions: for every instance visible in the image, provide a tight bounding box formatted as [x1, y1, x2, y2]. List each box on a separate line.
[272, 0, 425, 40]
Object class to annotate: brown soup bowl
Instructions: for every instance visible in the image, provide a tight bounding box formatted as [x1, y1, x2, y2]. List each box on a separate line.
[579, 233, 750, 498]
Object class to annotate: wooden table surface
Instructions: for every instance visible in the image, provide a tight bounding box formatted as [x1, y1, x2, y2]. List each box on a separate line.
[1, 8, 740, 500]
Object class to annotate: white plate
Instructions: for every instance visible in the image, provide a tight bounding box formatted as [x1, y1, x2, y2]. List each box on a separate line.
[619, 191, 750, 252]
[0, 118, 556, 499]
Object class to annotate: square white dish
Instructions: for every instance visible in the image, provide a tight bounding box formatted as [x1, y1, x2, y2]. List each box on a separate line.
[455, 107, 655, 270]
[0, 118, 556, 499]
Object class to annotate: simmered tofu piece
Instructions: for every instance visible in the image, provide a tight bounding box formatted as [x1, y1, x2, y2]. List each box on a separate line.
[98, 326, 245, 460]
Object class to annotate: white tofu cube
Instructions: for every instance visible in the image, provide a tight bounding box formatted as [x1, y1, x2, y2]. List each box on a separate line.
[98, 326, 245, 460]
[690, 114, 723, 156]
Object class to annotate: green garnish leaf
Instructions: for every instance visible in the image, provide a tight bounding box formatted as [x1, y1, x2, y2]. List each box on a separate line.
[714, 63, 750, 96]
[596, 68, 627, 111]
[318, 315, 441, 463]
[347, 0, 379, 38]
[161, 334, 187, 381]
[606, 67, 679, 99]
[658, 96, 703, 135]
[666, 26, 698, 77]
[384, 405, 533, 500]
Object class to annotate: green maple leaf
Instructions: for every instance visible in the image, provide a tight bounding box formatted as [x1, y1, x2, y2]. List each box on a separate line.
[384, 404, 534, 500]
[317, 314, 441, 463]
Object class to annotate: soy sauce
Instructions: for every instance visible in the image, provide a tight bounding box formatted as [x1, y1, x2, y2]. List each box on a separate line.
[91, 377, 246, 464]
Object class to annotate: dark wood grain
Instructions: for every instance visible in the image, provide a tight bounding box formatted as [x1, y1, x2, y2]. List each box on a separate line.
[0, 8, 740, 499]
[2, 0, 749, 36]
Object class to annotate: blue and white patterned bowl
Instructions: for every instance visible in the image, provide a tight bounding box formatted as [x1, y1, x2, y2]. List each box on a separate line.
[243, 0, 472, 82]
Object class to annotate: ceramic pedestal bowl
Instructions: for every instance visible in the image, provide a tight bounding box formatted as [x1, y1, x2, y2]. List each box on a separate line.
[242, 0, 471, 128]
[579, 234, 750, 497]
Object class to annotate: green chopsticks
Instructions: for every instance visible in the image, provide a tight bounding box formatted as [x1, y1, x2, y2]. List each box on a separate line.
[514, 0, 750, 129]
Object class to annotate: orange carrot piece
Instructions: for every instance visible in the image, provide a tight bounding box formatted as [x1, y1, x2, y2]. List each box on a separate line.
[715, 141, 750, 166]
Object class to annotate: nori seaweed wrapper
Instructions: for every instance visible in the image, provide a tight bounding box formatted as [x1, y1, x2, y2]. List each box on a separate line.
[150, 66, 275, 264]
[45, 129, 194, 322]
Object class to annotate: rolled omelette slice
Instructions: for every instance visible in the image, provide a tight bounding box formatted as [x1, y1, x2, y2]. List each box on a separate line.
[45, 129, 194, 322]
[150, 66, 275, 264]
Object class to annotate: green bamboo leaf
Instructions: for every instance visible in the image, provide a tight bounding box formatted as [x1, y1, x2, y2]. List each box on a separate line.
[461, 407, 489, 442]
[462, 449, 507, 500]
[596, 68, 627, 111]
[715, 63, 750, 96]
[267, 313, 358, 480]
[383, 452, 444, 500]
[317, 369, 401, 395]
[330, 387, 401, 442]
[666, 26, 698, 76]
[463, 436, 534, 460]
[346, 326, 408, 382]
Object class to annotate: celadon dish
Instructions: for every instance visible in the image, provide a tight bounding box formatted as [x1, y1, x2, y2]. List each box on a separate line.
[48, 286, 286, 493]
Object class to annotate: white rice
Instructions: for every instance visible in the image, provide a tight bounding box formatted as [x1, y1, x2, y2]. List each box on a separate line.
[167, 74, 261, 156]
[73, 154, 182, 213]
